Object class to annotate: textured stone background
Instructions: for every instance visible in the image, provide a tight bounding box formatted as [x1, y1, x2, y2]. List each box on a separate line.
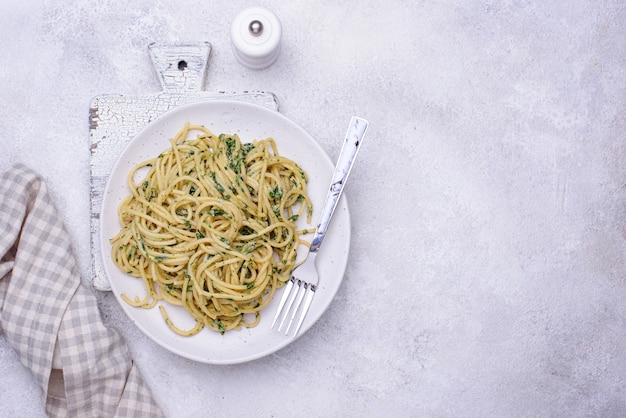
[0, 1, 624, 416]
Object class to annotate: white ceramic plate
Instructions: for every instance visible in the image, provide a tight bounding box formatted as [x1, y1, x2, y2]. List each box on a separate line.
[100, 100, 350, 364]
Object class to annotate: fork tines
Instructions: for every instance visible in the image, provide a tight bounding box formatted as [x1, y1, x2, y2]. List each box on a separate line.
[270, 277, 317, 337]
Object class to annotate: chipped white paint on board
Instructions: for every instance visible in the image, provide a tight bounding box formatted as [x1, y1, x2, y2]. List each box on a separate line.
[90, 42, 278, 291]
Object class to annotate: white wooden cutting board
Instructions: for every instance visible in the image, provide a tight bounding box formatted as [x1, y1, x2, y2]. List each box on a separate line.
[90, 42, 279, 291]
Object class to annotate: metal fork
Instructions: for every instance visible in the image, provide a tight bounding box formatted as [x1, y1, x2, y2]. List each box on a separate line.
[270, 116, 369, 337]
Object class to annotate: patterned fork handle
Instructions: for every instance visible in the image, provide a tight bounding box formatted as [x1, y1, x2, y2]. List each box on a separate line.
[271, 116, 369, 336]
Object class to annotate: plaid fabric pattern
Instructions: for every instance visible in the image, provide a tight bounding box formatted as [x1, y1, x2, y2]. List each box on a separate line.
[0, 165, 163, 417]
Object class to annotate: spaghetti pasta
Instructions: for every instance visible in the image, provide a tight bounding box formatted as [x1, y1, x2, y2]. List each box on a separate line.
[110, 123, 313, 335]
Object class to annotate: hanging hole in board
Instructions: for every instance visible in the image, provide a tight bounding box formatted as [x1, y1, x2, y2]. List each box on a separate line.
[178, 60, 188, 71]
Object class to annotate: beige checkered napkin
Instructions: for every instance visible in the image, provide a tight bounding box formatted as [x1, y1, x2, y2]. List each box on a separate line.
[0, 164, 163, 417]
